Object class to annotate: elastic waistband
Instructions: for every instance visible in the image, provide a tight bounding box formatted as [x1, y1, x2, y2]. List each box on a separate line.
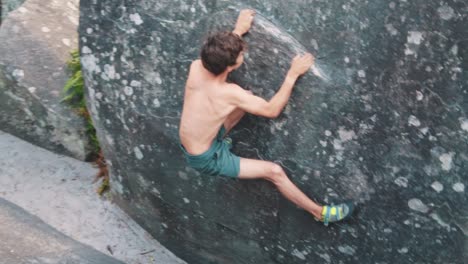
[179, 141, 218, 161]
[179, 125, 225, 161]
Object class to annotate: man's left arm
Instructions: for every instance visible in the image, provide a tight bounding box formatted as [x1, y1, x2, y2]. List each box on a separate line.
[233, 9, 255, 36]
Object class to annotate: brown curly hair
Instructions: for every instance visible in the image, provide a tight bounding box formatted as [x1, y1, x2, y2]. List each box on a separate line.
[200, 31, 246, 75]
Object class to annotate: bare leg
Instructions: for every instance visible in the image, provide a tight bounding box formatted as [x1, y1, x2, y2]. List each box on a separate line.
[238, 158, 323, 219]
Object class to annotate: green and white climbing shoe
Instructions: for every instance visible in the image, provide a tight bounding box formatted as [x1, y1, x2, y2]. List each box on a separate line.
[320, 202, 355, 226]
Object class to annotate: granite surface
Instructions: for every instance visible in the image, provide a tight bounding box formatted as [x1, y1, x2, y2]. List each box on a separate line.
[0, 0, 25, 23]
[0, 0, 94, 160]
[0, 130, 185, 264]
[79, 0, 468, 263]
[0, 197, 125, 264]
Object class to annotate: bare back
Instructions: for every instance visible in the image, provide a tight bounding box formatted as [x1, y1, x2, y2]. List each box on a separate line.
[179, 60, 237, 155]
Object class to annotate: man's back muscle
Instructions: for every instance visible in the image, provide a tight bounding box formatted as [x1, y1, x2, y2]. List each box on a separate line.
[179, 60, 236, 155]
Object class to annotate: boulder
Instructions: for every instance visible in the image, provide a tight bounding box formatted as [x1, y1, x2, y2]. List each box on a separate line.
[1, 0, 25, 23]
[79, 0, 468, 263]
[0, 197, 125, 264]
[0, 0, 94, 160]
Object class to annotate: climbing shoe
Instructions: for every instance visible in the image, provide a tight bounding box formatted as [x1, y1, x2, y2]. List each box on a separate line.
[320, 202, 355, 226]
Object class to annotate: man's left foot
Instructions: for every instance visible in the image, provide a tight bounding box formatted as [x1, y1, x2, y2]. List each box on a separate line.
[320, 202, 355, 226]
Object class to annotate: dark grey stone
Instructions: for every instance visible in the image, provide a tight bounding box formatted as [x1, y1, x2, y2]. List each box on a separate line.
[0, 0, 94, 160]
[1, 0, 26, 23]
[0, 197, 125, 264]
[79, 0, 468, 263]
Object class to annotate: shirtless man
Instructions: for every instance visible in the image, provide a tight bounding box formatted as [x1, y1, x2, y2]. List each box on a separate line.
[179, 10, 354, 225]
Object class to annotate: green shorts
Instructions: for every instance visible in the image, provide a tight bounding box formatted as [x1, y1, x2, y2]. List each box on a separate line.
[180, 126, 240, 178]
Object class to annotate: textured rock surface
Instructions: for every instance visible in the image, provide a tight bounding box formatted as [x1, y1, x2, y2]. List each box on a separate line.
[0, 0, 25, 23]
[0, 0, 93, 160]
[0, 130, 185, 264]
[79, 0, 468, 263]
[0, 197, 125, 264]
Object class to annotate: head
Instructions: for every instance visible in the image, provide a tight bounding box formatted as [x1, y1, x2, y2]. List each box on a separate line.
[200, 31, 247, 76]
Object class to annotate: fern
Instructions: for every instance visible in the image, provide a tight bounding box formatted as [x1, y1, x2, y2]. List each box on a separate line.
[62, 49, 101, 156]
[63, 49, 108, 194]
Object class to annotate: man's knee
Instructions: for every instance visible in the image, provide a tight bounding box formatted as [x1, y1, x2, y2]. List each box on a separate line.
[266, 163, 287, 184]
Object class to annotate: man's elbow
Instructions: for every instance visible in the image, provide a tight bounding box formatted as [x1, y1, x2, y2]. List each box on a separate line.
[263, 106, 280, 119]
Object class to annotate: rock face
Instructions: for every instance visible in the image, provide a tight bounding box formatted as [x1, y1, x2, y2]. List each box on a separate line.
[0, 130, 186, 264]
[0, 197, 125, 264]
[79, 0, 468, 263]
[0, 0, 94, 160]
[1, 0, 26, 23]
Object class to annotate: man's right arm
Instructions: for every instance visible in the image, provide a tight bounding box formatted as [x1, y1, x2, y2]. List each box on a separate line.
[230, 53, 315, 118]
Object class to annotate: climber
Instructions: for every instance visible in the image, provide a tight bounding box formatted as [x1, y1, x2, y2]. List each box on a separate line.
[179, 9, 354, 225]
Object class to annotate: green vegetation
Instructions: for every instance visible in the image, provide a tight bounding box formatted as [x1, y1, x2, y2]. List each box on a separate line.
[62, 49, 100, 156]
[62, 49, 109, 195]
